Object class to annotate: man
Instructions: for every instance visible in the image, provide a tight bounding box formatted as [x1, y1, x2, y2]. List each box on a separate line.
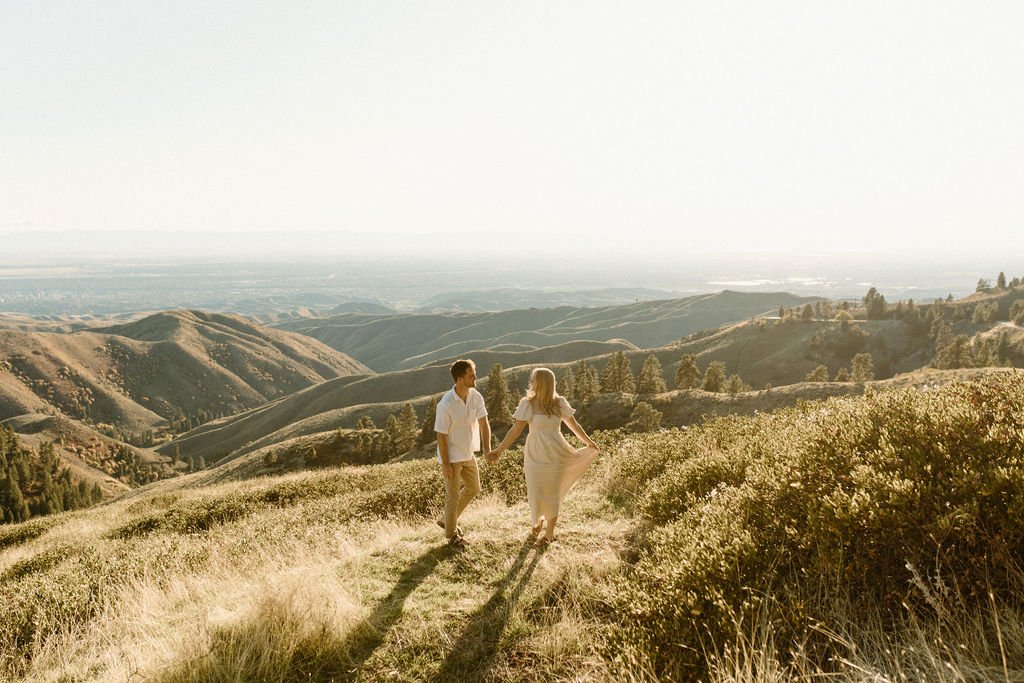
[434, 358, 491, 547]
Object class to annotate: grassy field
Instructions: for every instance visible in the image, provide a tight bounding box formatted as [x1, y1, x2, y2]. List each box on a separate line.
[3, 372, 1024, 681]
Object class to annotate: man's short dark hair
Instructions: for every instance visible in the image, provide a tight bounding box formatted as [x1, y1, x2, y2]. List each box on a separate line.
[450, 359, 475, 382]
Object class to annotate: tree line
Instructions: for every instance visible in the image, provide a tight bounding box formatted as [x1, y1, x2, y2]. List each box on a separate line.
[1, 426, 103, 524]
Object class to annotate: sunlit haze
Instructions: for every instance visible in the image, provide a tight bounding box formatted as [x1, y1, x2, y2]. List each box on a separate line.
[2, 2, 1023, 258]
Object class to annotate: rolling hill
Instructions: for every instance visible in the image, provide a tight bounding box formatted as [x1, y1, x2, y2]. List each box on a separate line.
[158, 285, 1024, 472]
[273, 290, 821, 371]
[0, 309, 371, 438]
[0, 310, 373, 499]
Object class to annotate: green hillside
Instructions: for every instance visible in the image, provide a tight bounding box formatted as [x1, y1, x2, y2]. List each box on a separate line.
[3, 372, 1022, 681]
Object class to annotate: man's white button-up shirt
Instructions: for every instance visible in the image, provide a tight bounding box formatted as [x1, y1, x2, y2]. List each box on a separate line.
[434, 387, 488, 463]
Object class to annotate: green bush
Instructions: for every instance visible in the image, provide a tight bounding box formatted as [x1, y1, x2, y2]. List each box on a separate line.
[479, 449, 528, 505]
[610, 372, 1024, 680]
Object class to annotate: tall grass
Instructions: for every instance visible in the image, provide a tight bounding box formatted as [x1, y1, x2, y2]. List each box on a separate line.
[3, 373, 1024, 681]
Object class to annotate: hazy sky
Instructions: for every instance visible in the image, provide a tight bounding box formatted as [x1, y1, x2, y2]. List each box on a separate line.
[2, 2, 1022, 255]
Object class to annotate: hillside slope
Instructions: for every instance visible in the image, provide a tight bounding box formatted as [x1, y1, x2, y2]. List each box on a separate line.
[0, 310, 371, 438]
[3, 371, 1022, 682]
[274, 291, 820, 371]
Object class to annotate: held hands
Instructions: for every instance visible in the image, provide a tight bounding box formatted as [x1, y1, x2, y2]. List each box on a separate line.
[485, 448, 502, 464]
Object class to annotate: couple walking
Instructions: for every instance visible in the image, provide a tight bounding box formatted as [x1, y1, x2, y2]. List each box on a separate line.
[434, 359, 599, 548]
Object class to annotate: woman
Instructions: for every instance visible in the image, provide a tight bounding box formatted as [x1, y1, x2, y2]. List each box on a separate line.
[487, 367, 599, 547]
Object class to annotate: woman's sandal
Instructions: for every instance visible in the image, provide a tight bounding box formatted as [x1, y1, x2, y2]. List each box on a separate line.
[531, 521, 544, 536]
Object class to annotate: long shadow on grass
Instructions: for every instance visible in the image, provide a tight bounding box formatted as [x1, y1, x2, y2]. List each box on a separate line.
[434, 537, 543, 682]
[154, 546, 447, 683]
[337, 545, 449, 678]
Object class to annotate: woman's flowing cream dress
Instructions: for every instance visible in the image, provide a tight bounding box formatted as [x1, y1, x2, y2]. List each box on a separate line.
[513, 397, 598, 523]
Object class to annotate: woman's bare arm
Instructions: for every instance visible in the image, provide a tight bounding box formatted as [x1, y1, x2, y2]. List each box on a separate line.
[563, 415, 598, 450]
[488, 420, 528, 461]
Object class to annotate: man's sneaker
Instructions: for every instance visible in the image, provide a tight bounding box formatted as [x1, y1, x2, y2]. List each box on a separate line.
[436, 519, 462, 537]
[448, 534, 466, 548]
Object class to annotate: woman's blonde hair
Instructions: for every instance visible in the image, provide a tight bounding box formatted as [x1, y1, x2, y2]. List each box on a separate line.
[526, 367, 561, 416]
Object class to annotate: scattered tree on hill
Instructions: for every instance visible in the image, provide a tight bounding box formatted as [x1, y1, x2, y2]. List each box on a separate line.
[418, 397, 440, 446]
[834, 309, 853, 332]
[801, 304, 814, 322]
[637, 355, 667, 394]
[674, 353, 701, 390]
[1011, 300, 1024, 325]
[977, 278, 991, 292]
[1011, 276, 1021, 288]
[701, 361, 727, 392]
[935, 335, 974, 369]
[357, 416, 376, 430]
[972, 338, 999, 367]
[560, 367, 576, 402]
[725, 374, 751, 395]
[972, 301, 999, 324]
[834, 367, 850, 382]
[382, 414, 404, 458]
[863, 287, 887, 320]
[998, 271, 1007, 289]
[626, 402, 663, 432]
[573, 360, 600, 401]
[805, 365, 829, 382]
[850, 353, 875, 382]
[600, 352, 635, 393]
[399, 403, 419, 441]
[484, 364, 515, 428]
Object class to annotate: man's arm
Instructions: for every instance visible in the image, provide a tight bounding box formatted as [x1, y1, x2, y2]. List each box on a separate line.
[436, 432, 453, 479]
[478, 416, 492, 458]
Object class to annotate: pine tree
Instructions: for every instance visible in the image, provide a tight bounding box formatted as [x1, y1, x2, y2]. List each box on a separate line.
[399, 403, 418, 436]
[851, 353, 875, 382]
[560, 367, 577, 402]
[357, 415, 376, 430]
[485, 364, 515, 428]
[997, 272, 1007, 289]
[600, 352, 635, 393]
[701, 361, 727, 392]
[725, 374, 750, 394]
[805, 365, 829, 382]
[397, 403, 419, 452]
[574, 360, 599, 401]
[674, 353, 701, 390]
[419, 397, 439, 446]
[383, 414, 403, 457]
[801, 304, 814, 322]
[637, 355, 667, 394]
[936, 335, 974, 369]
[626, 402, 663, 432]
[863, 287, 887, 320]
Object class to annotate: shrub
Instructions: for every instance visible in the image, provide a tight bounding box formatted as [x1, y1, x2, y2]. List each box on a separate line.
[609, 372, 1024, 680]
